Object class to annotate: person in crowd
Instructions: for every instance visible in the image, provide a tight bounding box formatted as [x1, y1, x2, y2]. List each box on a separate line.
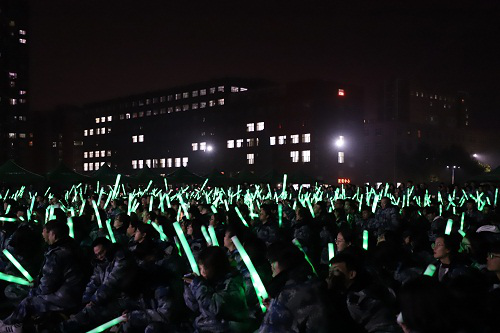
[432, 234, 469, 283]
[254, 204, 279, 245]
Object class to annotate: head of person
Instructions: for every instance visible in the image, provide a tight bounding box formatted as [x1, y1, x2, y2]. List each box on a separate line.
[197, 246, 231, 282]
[126, 218, 141, 237]
[42, 220, 69, 245]
[259, 204, 272, 223]
[114, 213, 130, 229]
[361, 206, 372, 220]
[425, 206, 438, 222]
[334, 199, 345, 210]
[486, 242, 500, 277]
[432, 234, 460, 264]
[267, 241, 305, 277]
[380, 197, 390, 209]
[466, 199, 476, 211]
[185, 220, 203, 239]
[209, 212, 223, 226]
[329, 252, 364, 290]
[336, 227, 355, 252]
[313, 201, 327, 217]
[134, 223, 157, 243]
[92, 237, 113, 262]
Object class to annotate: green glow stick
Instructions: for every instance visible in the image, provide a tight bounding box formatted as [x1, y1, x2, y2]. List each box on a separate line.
[0, 217, 17, 222]
[278, 203, 283, 228]
[149, 196, 153, 212]
[328, 243, 335, 262]
[363, 230, 369, 250]
[5, 204, 11, 215]
[445, 219, 453, 235]
[151, 223, 168, 241]
[92, 201, 103, 228]
[200, 178, 209, 192]
[234, 206, 249, 227]
[224, 199, 229, 212]
[86, 316, 125, 333]
[460, 212, 465, 231]
[282, 174, 287, 198]
[371, 195, 378, 214]
[305, 198, 315, 217]
[112, 174, 121, 199]
[105, 219, 116, 243]
[495, 188, 499, 207]
[201, 225, 212, 245]
[210, 205, 218, 214]
[44, 187, 51, 197]
[2, 249, 34, 282]
[208, 225, 219, 246]
[423, 264, 436, 277]
[144, 180, 153, 194]
[0, 272, 30, 286]
[231, 236, 268, 313]
[79, 199, 86, 216]
[292, 239, 317, 276]
[173, 222, 200, 275]
[67, 217, 74, 238]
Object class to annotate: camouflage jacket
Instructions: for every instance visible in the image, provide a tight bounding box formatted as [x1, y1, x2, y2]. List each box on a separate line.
[254, 221, 279, 246]
[184, 271, 249, 332]
[375, 207, 399, 231]
[127, 285, 174, 327]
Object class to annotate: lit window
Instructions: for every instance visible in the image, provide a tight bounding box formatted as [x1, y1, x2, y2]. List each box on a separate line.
[89, 163, 94, 171]
[84, 152, 88, 159]
[278, 135, 286, 145]
[138, 160, 144, 169]
[101, 127, 105, 134]
[52, 141, 56, 147]
[160, 158, 166, 168]
[338, 152, 345, 164]
[218, 86, 224, 92]
[19, 38, 26, 44]
[200, 102, 207, 108]
[19, 30, 26, 35]
[200, 142, 206, 151]
[302, 150, 311, 163]
[107, 116, 112, 121]
[138, 135, 144, 142]
[101, 150, 105, 157]
[167, 158, 172, 168]
[183, 92, 189, 98]
[84, 163, 88, 171]
[95, 151, 100, 158]
[192, 91, 198, 97]
[175, 106, 181, 112]
[210, 87, 216, 94]
[167, 107, 173, 113]
[96, 128, 101, 135]
[231, 86, 239, 92]
[89, 152, 94, 158]
[8, 133, 16, 139]
[247, 123, 255, 132]
[175, 93, 181, 100]
[182, 157, 188, 167]
[236, 139, 243, 148]
[101, 117, 105, 123]
[209, 100, 216, 107]
[192, 143, 198, 151]
[240, 87, 248, 92]
[131, 160, 137, 169]
[175, 158, 181, 167]
[10, 99, 17, 105]
[84, 130, 88, 136]
[138, 111, 144, 117]
[227, 140, 234, 148]
[89, 129, 94, 136]
[152, 159, 158, 168]
[256, 122, 264, 131]
[218, 99, 224, 105]
[107, 150, 111, 157]
[270, 137, 276, 145]
[107, 128, 111, 134]
[200, 89, 207, 96]
[192, 103, 199, 109]
[247, 138, 254, 147]
[183, 104, 189, 111]
[95, 162, 100, 170]
[96, 118, 100, 124]
[247, 153, 255, 165]
[126, 113, 131, 119]
[302, 133, 311, 143]
[132, 136, 137, 143]
[338, 89, 345, 96]
[290, 151, 299, 163]
[146, 159, 151, 168]
[291, 134, 299, 144]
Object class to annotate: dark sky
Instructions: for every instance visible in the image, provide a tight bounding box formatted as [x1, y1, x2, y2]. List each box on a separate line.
[30, 1, 500, 126]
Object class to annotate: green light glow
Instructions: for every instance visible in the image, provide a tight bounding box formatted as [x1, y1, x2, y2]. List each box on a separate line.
[292, 239, 317, 276]
[2, 249, 34, 282]
[201, 225, 212, 245]
[445, 219, 453, 235]
[0, 272, 30, 286]
[208, 225, 219, 246]
[173, 222, 200, 275]
[86, 316, 125, 333]
[105, 219, 116, 243]
[92, 200, 103, 228]
[363, 230, 369, 250]
[423, 264, 436, 277]
[234, 206, 249, 227]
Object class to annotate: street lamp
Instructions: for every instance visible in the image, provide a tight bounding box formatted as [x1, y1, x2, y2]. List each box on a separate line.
[206, 145, 213, 152]
[335, 135, 345, 148]
[446, 165, 460, 185]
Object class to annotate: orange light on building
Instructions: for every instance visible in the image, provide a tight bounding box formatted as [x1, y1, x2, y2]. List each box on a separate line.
[338, 178, 351, 184]
[338, 89, 345, 96]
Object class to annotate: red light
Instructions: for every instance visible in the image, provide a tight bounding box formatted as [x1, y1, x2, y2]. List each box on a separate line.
[338, 89, 345, 96]
[338, 178, 351, 184]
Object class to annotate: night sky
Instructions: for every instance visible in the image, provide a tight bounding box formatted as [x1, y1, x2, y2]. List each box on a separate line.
[30, 1, 500, 126]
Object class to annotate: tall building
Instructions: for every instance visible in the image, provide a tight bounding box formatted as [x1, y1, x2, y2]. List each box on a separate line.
[71, 78, 364, 183]
[0, 0, 31, 163]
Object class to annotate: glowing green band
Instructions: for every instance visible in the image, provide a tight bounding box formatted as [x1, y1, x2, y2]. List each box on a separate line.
[67, 218, 75, 239]
[173, 222, 200, 275]
[423, 264, 436, 277]
[105, 219, 116, 243]
[208, 225, 219, 246]
[445, 219, 453, 235]
[86, 316, 125, 333]
[92, 201, 103, 228]
[2, 249, 34, 282]
[0, 272, 30, 286]
[363, 230, 369, 250]
[234, 206, 249, 227]
[201, 225, 212, 245]
[278, 203, 283, 228]
[292, 239, 317, 276]
[328, 243, 335, 262]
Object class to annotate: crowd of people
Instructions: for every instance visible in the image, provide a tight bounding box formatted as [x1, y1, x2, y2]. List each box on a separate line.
[0, 181, 499, 333]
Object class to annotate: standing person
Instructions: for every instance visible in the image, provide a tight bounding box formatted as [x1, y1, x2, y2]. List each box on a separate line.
[0, 220, 86, 332]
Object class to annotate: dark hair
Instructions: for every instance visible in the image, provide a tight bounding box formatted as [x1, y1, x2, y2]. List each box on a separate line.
[338, 226, 356, 244]
[330, 252, 362, 273]
[260, 204, 273, 219]
[91, 236, 112, 249]
[436, 234, 461, 255]
[399, 277, 455, 333]
[198, 246, 231, 281]
[267, 241, 304, 271]
[116, 213, 130, 225]
[44, 220, 69, 240]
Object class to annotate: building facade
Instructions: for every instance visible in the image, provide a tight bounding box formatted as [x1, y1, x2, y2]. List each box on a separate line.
[0, 0, 31, 164]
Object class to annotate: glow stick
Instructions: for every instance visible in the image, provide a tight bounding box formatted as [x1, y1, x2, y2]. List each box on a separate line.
[92, 201, 103, 228]
[234, 206, 249, 227]
[201, 225, 212, 245]
[0, 272, 30, 286]
[151, 223, 168, 241]
[44, 187, 51, 197]
[445, 219, 453, 235]
[67, 217, 74, 238]
[231, 236, 268, 312]
[460, 212, 465, 231]
[105, 219, 116, 243]
[86, 316, 125, 333]
[363, 230, 369, 250]
[210, 205, 218, 214]
[282, 174, 287, 198]
[112, 174, 121, 199]
[495, 188, 499, 207]
[208, 225, 219, 246]
[423, 264, 436, 277]
[328, 243, 335, 262]
[173, 222, 200, 275]
[0, 217, 17, 222]
[278, 203, 283, 228]
[149, 196, 153, 212]
[292, 239, 317, 276]
[2, 249, 34, 282]
[305, 198, 315, 217]
[5, 204, 11, 215]
[200, 178, 209, 192]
